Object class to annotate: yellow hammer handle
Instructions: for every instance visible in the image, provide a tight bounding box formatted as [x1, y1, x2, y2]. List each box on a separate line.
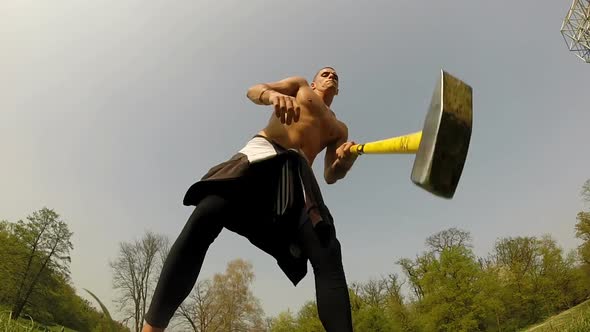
[349, 131, 423, 155]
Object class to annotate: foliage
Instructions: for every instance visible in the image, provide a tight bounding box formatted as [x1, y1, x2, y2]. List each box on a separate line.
[294, 301, 324, 332]
[210, 259, 266, 331]
[581, 179, 590, 204]
[10, 208, 74, 320]
[5, 179, 590, 332]
[267, 223, 590, 331]
[174, 258, 266, 332]
[267, 310, 297, 332]
[0, 209, 129, 332]
[0, 309, 38, 332]
[575, 211, 590, 266]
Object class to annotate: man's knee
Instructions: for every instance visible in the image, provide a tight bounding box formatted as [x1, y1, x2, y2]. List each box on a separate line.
[309, 237, 345, 274]
[325, 237, 342, 258]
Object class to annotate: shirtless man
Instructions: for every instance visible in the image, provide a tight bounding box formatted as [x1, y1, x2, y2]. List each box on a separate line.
[252, 67, 357, 183]
[143, 67, 358, 332]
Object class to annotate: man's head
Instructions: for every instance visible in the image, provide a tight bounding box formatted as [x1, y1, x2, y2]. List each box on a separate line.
[311, 66, 339, 96]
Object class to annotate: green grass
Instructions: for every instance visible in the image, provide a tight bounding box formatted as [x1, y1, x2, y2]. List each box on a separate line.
[0, 310, 37, 332]
[0, 309, 77, 332]
[522, 300, 590, 332]
[0, 289, 114, 332]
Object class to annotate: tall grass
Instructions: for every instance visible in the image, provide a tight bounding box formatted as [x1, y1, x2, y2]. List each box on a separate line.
[0, 288, 111, 332]
[83, 289, 113, 323]
[0, 310, 38, 332]
[84, 288, 118, 331]
[534, 314, 590, 332]
[523, 300, 590, 332]
[563, 314, 590, 332]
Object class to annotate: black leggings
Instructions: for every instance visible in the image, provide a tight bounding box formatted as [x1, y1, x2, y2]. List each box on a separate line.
[144, 192, 353, 331]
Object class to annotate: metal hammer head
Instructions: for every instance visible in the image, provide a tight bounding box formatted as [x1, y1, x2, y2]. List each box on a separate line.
[410, 70, 473, 199]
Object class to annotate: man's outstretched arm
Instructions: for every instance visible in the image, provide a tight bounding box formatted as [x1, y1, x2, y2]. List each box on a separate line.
[246, 76, 308, 105]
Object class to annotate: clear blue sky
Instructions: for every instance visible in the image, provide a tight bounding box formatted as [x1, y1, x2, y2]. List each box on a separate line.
[2, 0, 589, 324]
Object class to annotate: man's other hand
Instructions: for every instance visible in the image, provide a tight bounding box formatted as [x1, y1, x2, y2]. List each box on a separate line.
[270, 93, 301, 125]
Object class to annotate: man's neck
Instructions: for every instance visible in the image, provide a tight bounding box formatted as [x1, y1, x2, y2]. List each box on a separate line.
[314, 90, 335, 107]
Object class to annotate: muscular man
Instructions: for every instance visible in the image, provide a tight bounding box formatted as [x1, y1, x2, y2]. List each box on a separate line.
[143, 67, 358, 332]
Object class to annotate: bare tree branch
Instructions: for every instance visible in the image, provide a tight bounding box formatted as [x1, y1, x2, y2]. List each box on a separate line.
[110, 231, 168, 332]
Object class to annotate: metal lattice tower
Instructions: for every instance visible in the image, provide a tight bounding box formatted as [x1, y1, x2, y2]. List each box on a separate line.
[560, 0, 590, 62]
[561, 0, 590, 63]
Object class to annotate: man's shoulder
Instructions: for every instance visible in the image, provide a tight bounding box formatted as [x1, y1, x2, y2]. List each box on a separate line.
[338, 119, 349, 137]
[329, 113, 349, 142]
[329, 110, 348, 131]
[284, 75, 309, 86]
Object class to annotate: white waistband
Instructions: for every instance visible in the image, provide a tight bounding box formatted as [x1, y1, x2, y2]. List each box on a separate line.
[238, 137, 278, 163]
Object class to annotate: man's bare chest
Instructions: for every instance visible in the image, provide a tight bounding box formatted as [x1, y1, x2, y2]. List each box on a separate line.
[296, 87, 335, 121]
[291, 90, 341, 148]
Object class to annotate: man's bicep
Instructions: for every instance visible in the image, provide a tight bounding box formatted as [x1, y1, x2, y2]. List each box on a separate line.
[337, 122, 349, 148]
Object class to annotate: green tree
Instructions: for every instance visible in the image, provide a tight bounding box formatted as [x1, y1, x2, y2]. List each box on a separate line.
[0, 221, 25, 305]
[575, 211, 590, 266]
[577, 180, 590, 266]
[354, 304, 400, 332]
[473, 263, 505, 331]
[398, 254, 433, 302]
[398, 228, 492, 331]
[382, 274, 416, 332]
[419, 246, 486, 331]
[1, 211, 127, 331]
[10, 208, 73, 320]
[581, 179, 590, 204]
[295, 301, 323, 332]
[268, 310, 297, 332]
[574, 179, 590, 301]
[210, 259, 265, 331]
[491, 236, 542, 328]
[535, 235, 580, 312]
[488, 235, 583, 329]
[349, 277, 406, 331]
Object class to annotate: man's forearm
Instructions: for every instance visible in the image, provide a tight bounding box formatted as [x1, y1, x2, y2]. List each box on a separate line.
[325, 159, 355, 184]
[325, 169, 346, 184]
[246, 84, 273, 105]
[247, 76, 306, 105]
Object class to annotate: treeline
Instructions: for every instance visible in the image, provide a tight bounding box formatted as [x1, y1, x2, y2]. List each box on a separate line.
[0, 208, 128, 331]
[2, 180, 589, 331]
[110, 180, 590, 332]
[267, 229, 590, 332]
[267, 180, 590, 332]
